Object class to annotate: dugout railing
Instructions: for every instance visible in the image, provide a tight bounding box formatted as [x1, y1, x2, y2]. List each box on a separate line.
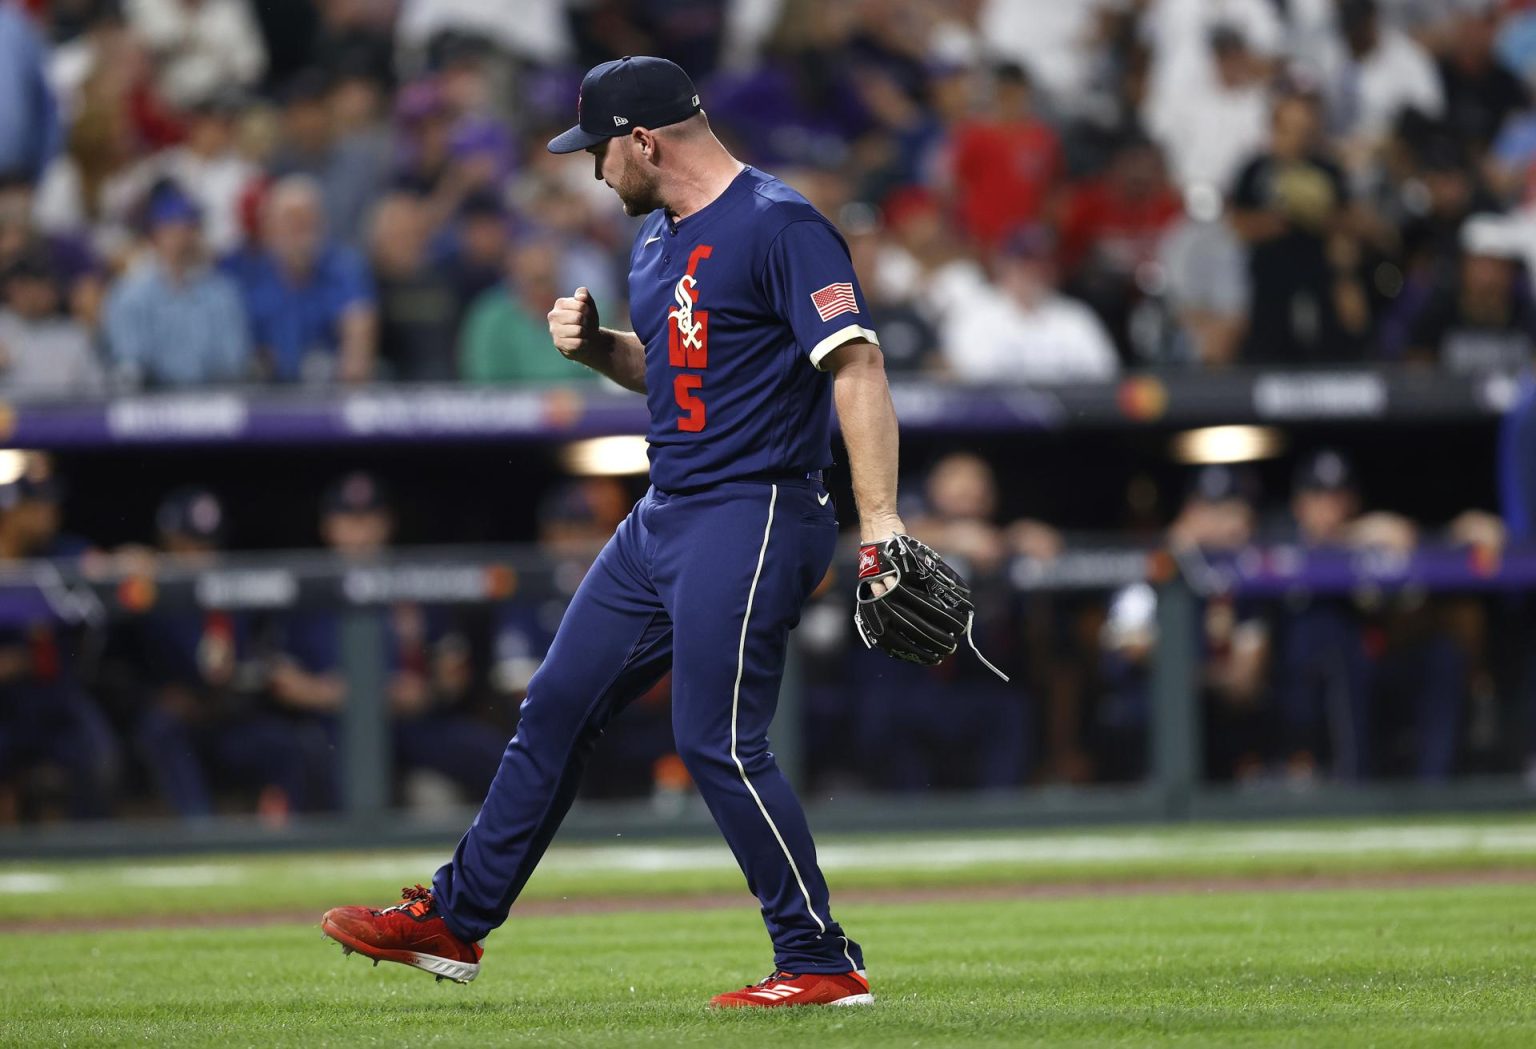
[0, 539, 1531, 858]
[0, 366, 1517, 446]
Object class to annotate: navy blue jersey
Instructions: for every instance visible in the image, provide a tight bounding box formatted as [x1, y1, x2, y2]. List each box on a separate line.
[628, 167, 879, 492]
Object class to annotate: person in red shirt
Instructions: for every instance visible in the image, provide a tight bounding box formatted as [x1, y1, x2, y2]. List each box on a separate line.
[945, 62, 1062, 252]
[1058, 133, 1184, 352]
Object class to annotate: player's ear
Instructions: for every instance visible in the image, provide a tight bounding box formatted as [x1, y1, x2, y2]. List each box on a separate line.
[633, 127, 658, 164]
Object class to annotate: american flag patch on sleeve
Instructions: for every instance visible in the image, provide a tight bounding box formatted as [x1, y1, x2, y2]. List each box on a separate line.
[809, 282, 859, 323]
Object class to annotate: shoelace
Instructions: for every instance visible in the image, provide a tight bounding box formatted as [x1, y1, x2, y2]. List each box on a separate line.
[743, 971, 797, 990]
[380, 884, 435, 917]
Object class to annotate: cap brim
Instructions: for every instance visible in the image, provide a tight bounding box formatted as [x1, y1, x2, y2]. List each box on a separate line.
[547, 124, 612, 154]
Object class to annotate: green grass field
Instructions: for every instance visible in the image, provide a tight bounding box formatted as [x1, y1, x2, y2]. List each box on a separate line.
[3, 817, 1535, 1047]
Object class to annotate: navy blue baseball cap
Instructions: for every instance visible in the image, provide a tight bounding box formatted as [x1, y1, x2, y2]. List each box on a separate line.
[1294, 449, 1355, 493]
[322, 471, 390, 515]
[547, 56, 702, 154]
[157, 486, 225, 542]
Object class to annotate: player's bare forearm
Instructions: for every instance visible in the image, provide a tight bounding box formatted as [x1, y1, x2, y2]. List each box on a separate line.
[582, 327, 648, 393]
[549, 287, 647, 393]
[828, 340, 905, 542]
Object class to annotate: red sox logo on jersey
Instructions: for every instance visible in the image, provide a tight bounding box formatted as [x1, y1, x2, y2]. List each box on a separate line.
[668, 245, 712, 432]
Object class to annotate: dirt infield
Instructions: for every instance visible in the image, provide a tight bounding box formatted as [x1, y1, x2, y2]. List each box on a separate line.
[10, 867, 1535, 935]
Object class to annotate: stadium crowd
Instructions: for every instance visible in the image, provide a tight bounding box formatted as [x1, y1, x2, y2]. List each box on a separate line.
[4, 0, 1536, 822]
[0, 0, 1534, 391]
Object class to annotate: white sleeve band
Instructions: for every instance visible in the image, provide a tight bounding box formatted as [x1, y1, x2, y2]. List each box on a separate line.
[808, 323, 880, 370]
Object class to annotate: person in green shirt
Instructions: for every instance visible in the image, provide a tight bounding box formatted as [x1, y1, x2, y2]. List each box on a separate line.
[458, 239, 603, 384]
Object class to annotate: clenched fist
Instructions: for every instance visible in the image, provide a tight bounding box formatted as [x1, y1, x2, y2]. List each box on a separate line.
[548, 286, 600, 361]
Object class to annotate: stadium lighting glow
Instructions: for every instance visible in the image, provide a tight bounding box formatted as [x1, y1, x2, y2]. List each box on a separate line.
[1171, 425, 1285, 465]
[0, 450, 26, 486]
[561, 436, 651, 476]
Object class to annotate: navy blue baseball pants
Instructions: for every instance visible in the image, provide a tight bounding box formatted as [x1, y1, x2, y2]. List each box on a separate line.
[433, 477, 863, 973]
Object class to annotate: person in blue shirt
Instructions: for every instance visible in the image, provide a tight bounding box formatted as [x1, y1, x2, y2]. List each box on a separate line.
[104, 183, 252, 388]
[0, 1, 60, 185]
[325, 57, 935, 1009]
[222, 175, 377, 383]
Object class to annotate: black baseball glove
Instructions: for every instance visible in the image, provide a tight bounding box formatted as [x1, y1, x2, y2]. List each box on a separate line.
[851, 534, 969, 665]
[852, 535, 1010, 680]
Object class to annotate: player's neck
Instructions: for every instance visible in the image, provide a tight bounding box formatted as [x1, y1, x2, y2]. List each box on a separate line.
[663, 148, 746, 223]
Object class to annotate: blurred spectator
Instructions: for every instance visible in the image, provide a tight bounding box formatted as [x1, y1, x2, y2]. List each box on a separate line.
[1228, 91, 1369, 363]
[267, 68, 392, 249]
[272, 472, 506, 806]
[1058, 134, 1183, 356]
[132, 487, 324, 821]
[439, 189, 512, 313]
[943, 61, 1061, 253]
[393, 78, 456, 195]
[425, 117, 515, 235]
[396, 0, 570, 66]
[0, 174, 106, 333]
[104, 181, 251, 387]
[1145, 23, 1271, 193]
[0, 460, 119, 820]
[513, 172, 624, 308]
[429, 29, 502, 121]
[1436, 2, 1530, 154]
[311, 0, 395, 90]
[1489, 98, 1536, 203]
[1152, 185, 1251, 366]
[31, 18, 155, 256]
[1403, 213, 1536, 374]
[567, 0, 725, 80]
[942, 225, 1119, 384]
[1265, 452, 1372, 782]
[0, 0, 61, 184]
[124, 0, 266, 111]
[1269, 449, 1460, 782]
[1393, 126, 1504, 284]
[369, 191, 459, 382]
[131, 88, 259, 255]
[1099, 465, 1269, 782]
[909, 452, 1011, 574]
[850, 64, 944, 206]
[704, 2, 872, 170]
[222, 174, 377, 383]
[980, 0, 1101, 106]
[0, 247, 104, 397]
[842, 202, 936, 373]
[459, 238, 600, 385]
[1315, 0, 1445, 178]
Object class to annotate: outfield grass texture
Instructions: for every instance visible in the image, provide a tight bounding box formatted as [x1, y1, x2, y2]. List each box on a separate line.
[3, 817, 1535, 1047]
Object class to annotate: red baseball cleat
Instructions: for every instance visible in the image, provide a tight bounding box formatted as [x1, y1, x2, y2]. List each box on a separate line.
[321, 884, 484, 984]
[709, 969, 874, 1008]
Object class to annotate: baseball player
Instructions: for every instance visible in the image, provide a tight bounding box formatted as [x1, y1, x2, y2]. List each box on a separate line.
[321, 57, 986, 1008]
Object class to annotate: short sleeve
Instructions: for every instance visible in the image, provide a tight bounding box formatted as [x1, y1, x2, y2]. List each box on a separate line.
[1229, 157, 1264, 209]
[329, 247, 376, 310]
[761, 219, 880, 370]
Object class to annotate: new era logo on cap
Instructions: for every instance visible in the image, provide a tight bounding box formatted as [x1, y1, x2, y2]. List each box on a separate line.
[810, 282, 859, 323]
[613, 115, 629, 126]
